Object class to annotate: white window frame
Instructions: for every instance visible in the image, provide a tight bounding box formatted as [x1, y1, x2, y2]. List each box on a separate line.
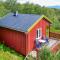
[36, 28, 42, 39]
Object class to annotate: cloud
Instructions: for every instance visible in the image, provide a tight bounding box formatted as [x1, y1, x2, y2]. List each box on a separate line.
[17, 0, 60, 6]
[17, 0, 28, 3]
[29, 0, 48, 6]
[45, 1, 60, 6]
[29, 0, 60, 6]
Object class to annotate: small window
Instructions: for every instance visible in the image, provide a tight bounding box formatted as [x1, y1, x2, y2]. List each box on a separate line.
[36, 28, 42, 38]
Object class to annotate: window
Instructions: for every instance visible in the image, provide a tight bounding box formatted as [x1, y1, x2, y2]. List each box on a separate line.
[36, 28, 42, 38]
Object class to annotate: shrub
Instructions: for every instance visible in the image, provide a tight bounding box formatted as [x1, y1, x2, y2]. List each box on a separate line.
[55, 51, 60, 60]
[38, 47, 54, 60]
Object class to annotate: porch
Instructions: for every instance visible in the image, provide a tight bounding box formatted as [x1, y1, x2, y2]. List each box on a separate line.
[24, 38, 60, 60]
[36, 38, 60, 51]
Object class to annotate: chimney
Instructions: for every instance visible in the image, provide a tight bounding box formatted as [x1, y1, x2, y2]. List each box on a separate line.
[13, 11, 18, 16]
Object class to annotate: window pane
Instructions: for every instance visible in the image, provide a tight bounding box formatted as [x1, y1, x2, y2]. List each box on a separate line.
[39, 29, 40, 37]
[36, 30, 38, 38]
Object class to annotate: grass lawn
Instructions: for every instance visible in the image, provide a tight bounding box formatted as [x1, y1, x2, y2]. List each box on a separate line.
[0, 43, 25, 60]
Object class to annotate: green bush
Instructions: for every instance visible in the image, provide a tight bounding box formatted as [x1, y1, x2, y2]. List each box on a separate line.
[38, 47, 60, 60]
[38, 47, 54, 60]
[52, 20, 60, 30]
[55, 51, 60, 60]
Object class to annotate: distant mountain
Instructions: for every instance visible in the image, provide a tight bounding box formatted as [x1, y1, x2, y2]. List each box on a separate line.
[48, 6, 60, 9]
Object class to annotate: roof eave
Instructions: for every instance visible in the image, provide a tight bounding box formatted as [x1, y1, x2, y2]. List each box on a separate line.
[0, 26, 26, 33]
[27, 15, 52, 32]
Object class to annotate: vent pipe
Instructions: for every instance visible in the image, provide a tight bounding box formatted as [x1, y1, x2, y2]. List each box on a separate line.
[13, 11, 18, 16]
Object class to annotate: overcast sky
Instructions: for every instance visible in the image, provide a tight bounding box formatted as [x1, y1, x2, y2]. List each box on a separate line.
[17, 0, 60, 6]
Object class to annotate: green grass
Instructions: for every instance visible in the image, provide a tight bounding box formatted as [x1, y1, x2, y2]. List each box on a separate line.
[0, 43, 25, 60]
[50, 27, 60, 33]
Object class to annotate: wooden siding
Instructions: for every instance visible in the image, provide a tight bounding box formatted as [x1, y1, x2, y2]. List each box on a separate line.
[27, 18, 50, 52]
[0, 27, 26, 55]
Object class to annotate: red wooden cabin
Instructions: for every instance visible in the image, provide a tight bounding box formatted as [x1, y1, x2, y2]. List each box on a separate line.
[0, 13, 51, 56]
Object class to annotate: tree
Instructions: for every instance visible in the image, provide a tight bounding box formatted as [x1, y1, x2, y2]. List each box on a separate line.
[5, 0, 17, 12]
[0, 2, 9, 17]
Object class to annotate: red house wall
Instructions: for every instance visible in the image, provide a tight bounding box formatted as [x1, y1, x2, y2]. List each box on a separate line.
[0, 29, 1, 40]
[27, 18, 50, 52]
[0, 27, 26, 55]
